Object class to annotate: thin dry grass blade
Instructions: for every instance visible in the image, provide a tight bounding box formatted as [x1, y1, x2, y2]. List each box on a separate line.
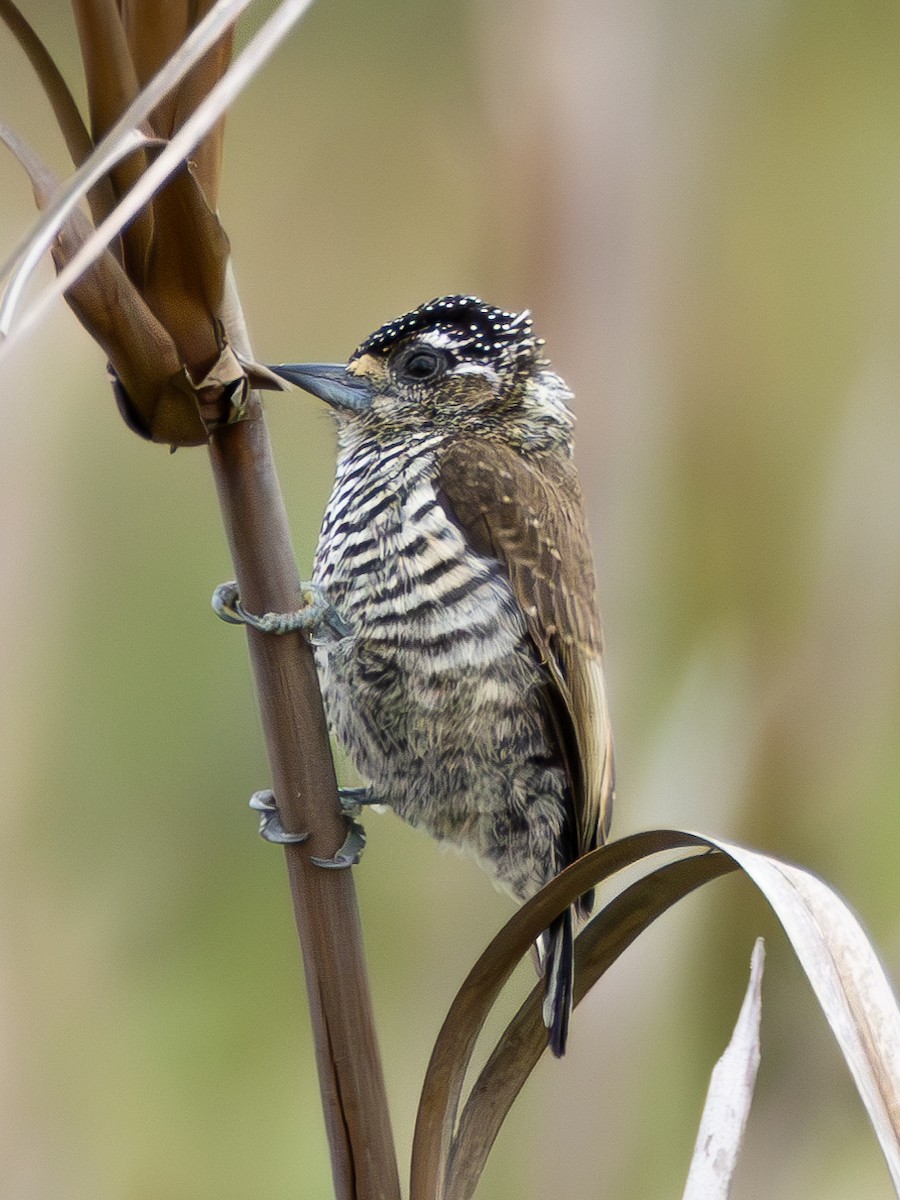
[121, 0, 232, 206]
[682, 938, 765, 1200]
[0, 0, 315, 359]
[0, 0, 94, 168]
[410, 830, 726, 1200]
[438, 847, 737, 1200]
[0, 0, 256, 344]
[0, 126, 153, 336]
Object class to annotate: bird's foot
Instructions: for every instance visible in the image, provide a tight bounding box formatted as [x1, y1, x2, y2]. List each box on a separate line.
[248, 789, 365, 868]
[337, 785, 382, 816]
[312, 815, 367, 869]
[249, 789, 309, 845]
[212, 580, 350, 642]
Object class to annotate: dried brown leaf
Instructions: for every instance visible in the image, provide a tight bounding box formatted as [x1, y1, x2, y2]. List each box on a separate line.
[0, 123, 209, 443]
[70, 0, 153, 275]
[705, 836, 900, 1190]
[413, 831, 900, 1200]
[0, 127, 152, 337]
[682, 938, 765, 1200]
[440, 842, 734, 1200]
[141, 163, 231, 371]
[411, 831, 730, 1200]
[0, 1, 94, 167]
[0, 0, 313, 363]
[72, 0, 140, 142]
[121, 0, 233, 206]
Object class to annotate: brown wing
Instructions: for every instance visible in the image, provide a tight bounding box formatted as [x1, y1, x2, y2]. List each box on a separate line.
[437, 437, 615, 863]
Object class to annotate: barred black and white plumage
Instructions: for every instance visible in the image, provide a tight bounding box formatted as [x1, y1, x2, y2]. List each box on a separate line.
[273, 295, 615, 1056]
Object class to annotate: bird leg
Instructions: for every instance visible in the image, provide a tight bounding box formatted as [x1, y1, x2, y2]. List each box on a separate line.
[248, 788, 309, 845]
[214, 582, 362, 867]
[248, 789, 366, 868]
[337, 785, 383, 814]
[211, 580, 351, 642]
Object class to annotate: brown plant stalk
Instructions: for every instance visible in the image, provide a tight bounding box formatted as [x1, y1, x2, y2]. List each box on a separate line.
[208, 391, 401, 1200]
[207, 276, 401, 1197]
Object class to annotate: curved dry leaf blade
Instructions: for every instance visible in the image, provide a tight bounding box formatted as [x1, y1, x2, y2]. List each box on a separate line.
[703, 836, 900, 1192]
[71, 0, 154, 270]
[410, 830, 727, 1200]
[682, 938, 765, 1200]
[0, 123, 197, 431]
[0, 124, 153, 335]
[419, 831, 900, 1200]
[122, 0, 234, 207]
[0, 0, 317, 360]
[72, 0, 141, 141]
[141, 164, 231, 367]
[0, 0, 95, 168]
[440, 849, 737, 1200]
[0, 0, 255, 346]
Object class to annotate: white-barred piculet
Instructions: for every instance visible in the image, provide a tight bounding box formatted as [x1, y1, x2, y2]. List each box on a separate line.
[260, 295, 615, 1055]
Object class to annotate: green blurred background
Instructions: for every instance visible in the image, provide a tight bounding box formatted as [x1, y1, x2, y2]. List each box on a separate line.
[2, 2, 900, 1196]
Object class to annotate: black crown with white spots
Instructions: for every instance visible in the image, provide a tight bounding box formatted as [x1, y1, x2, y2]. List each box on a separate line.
[352, 295, 542, 375]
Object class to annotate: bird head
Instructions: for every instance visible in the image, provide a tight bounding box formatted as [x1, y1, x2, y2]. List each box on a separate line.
[270, 295, 575, 451]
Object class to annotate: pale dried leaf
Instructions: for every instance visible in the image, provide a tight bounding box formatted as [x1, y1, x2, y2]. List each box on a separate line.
[416, 831, 900, 1200]
[705, 836, 900, 1192]
[682, 938, 764, 1200]
[438, 847, 736, 1200]
[411, 831, 736, 1200]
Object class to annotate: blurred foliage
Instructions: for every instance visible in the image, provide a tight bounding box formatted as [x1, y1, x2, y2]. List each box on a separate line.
[1, 1, 900, 1197]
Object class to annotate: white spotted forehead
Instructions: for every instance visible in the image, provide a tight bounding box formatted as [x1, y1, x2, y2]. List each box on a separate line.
[415, 326, 523, 357]
[352, 295, 537, 361]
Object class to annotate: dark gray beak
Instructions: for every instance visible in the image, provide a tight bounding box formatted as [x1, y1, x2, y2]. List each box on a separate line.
[268, 362, 374, 412]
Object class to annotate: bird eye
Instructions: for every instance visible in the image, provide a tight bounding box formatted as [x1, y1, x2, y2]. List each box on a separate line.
[398, 347, 445, 382]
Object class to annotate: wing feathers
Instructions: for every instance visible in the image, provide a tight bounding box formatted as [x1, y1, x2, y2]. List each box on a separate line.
[437, 437, 614, 866]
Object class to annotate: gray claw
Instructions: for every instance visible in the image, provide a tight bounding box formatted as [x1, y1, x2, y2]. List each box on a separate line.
[337, 786, 380, 815]
[248, 789, 277, 812]
[212, 581, 245, 624]
[248, 789, 364, 862]
[311, 817, 367, 869]
[249, 789, 309, 845]
[211, 580, 350, 641]
[306, 589, 353, 643]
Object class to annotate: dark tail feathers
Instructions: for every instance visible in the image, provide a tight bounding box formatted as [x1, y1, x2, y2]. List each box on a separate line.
[542, 907, 574, 1057]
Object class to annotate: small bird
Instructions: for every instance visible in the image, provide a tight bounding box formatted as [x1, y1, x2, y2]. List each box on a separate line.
[227, 295, 615, 1055]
